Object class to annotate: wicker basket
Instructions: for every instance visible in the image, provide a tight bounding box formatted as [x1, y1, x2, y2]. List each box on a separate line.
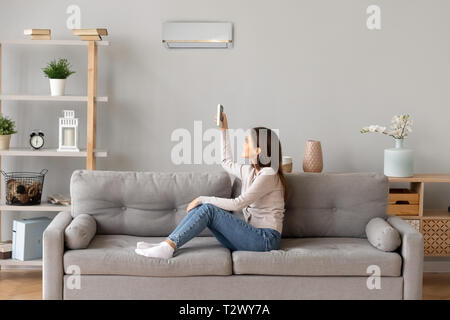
[422, 219, 450, 256]
[1, 169, 48, 205]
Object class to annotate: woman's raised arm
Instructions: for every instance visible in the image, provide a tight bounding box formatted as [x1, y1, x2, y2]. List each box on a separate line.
[216, 113, 246, 179]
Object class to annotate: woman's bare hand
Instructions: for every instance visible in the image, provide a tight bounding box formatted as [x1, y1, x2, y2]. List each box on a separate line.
[214, 112, 228, 130]
[186, 197, 201, 213]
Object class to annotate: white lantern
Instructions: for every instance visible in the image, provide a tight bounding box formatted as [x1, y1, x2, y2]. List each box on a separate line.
[58, 110, 79, 152]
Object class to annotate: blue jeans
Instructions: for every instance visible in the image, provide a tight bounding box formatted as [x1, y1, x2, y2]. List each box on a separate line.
[167, 203, 281, 252]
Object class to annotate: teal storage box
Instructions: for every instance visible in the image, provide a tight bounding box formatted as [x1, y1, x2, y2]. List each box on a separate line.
[12, 217, 52, 261]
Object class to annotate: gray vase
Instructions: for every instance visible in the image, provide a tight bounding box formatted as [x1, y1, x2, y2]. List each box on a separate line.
[384, 138, 414, 177]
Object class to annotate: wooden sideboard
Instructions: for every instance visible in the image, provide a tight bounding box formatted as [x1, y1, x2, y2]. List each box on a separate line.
[388, 174, 450, 257]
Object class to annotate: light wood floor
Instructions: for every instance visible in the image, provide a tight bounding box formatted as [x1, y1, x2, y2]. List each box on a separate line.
[0, 270, 449, 300]
[0, 269, 42, 300]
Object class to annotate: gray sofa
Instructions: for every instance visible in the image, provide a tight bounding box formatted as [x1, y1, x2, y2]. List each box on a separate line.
[43, 170, 423, 300]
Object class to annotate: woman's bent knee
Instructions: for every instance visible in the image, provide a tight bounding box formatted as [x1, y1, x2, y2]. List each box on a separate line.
[197, 203, 219, 216]
[190, 203, 210, 214]
[189, 203, 214, 219]
[200, 203, 216, 211]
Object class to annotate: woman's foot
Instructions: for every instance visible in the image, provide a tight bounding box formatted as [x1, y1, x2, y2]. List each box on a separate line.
[135, 241, 175, 259]
[136, 241, 158, 249]
[137, 239, 176, 249]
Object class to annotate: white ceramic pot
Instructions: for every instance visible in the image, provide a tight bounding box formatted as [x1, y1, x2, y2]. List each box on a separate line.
[49, 78, 66, 96]
[0, 134, 11, 150]
[384, 138, 414, 177]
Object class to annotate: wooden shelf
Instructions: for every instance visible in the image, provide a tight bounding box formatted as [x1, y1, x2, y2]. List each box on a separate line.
[388, 174, 450, 257]
[0, 94, 108, 102]
[423, 209, 450, 219]
[396, 210, 450, 219]
[0, 202, 70, 212]
[0, 148, 107, 157]
[0, 258, 42, 267]
[388, 174, 450, 183]
[0, 40, 109, 46]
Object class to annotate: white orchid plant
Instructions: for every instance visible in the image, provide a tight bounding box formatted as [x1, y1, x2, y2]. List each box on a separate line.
[361, 114, 413, 139]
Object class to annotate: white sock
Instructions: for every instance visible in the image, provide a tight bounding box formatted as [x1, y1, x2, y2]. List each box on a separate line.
[135, 241, 175, 259]
[136, 241, 158, 249]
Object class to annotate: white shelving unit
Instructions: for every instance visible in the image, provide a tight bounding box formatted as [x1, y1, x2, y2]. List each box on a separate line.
[0, 148, 107, 157]
[0, 203, 71, 212]
[0, 40, 109, 46]
[0, 39, 109, 268]
[0, 95, 108, 102]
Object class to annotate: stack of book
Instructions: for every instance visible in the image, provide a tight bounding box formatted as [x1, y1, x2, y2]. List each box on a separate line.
[72, 28, 108, 41]
[0, 241, 12, 259]
[24, 29, 51, 40]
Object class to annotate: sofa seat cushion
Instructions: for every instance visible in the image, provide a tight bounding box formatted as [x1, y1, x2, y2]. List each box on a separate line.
[232, 238, 402, 276]
[64, 235, 232, 277]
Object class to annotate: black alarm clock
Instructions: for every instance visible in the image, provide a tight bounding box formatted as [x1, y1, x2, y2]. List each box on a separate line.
[30, 130, 45, 150]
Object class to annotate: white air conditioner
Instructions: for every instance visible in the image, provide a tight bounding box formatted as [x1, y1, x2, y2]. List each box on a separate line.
[162, 22, 233, 48]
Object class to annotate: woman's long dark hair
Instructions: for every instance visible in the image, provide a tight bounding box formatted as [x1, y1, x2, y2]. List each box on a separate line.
[250, 127, 287, 200]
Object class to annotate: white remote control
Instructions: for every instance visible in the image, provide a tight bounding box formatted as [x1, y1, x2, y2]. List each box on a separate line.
[216, 104, 224, 126]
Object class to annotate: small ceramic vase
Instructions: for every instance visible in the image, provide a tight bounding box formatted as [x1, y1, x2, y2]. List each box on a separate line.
[303, 140, 323, 173]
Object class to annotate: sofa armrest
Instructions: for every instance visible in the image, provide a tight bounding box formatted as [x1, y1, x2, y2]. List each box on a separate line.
[387, 215, 424, 300]
[43, 211, 73, 300]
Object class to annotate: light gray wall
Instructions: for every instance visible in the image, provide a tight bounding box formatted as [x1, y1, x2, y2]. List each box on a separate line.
[0, 0, 449, 241]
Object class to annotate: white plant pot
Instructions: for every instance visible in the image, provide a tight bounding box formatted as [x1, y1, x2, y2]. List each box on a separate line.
[0, 134, 11, 150]
[49, 79, 66, 96]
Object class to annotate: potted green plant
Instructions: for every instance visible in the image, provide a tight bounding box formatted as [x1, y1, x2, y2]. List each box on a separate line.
[42, 58, 76, 96]
[0, 114, 17, 150]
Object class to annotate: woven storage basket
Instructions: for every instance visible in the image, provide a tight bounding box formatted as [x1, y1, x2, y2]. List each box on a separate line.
[422, 219, 450, 256]
[1, 169, 48, 205]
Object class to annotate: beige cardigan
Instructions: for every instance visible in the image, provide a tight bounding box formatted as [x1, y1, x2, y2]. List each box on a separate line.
[199, 130, 285, 234]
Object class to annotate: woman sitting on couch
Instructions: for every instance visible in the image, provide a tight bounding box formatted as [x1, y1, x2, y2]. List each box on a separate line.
[135, 113, 287, 259]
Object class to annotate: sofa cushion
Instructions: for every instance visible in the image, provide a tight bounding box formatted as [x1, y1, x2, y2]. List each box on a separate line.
[282, 173, 389, 238]
[232, 238, 402, 276]
[366, 217, 401, 252]
[64, 235, 232, 277]
[70, 170, 231, 236]
[64, 214, 97, 249]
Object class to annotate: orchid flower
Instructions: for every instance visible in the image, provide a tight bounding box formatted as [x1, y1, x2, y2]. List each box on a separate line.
[361, 114, 412, 139]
